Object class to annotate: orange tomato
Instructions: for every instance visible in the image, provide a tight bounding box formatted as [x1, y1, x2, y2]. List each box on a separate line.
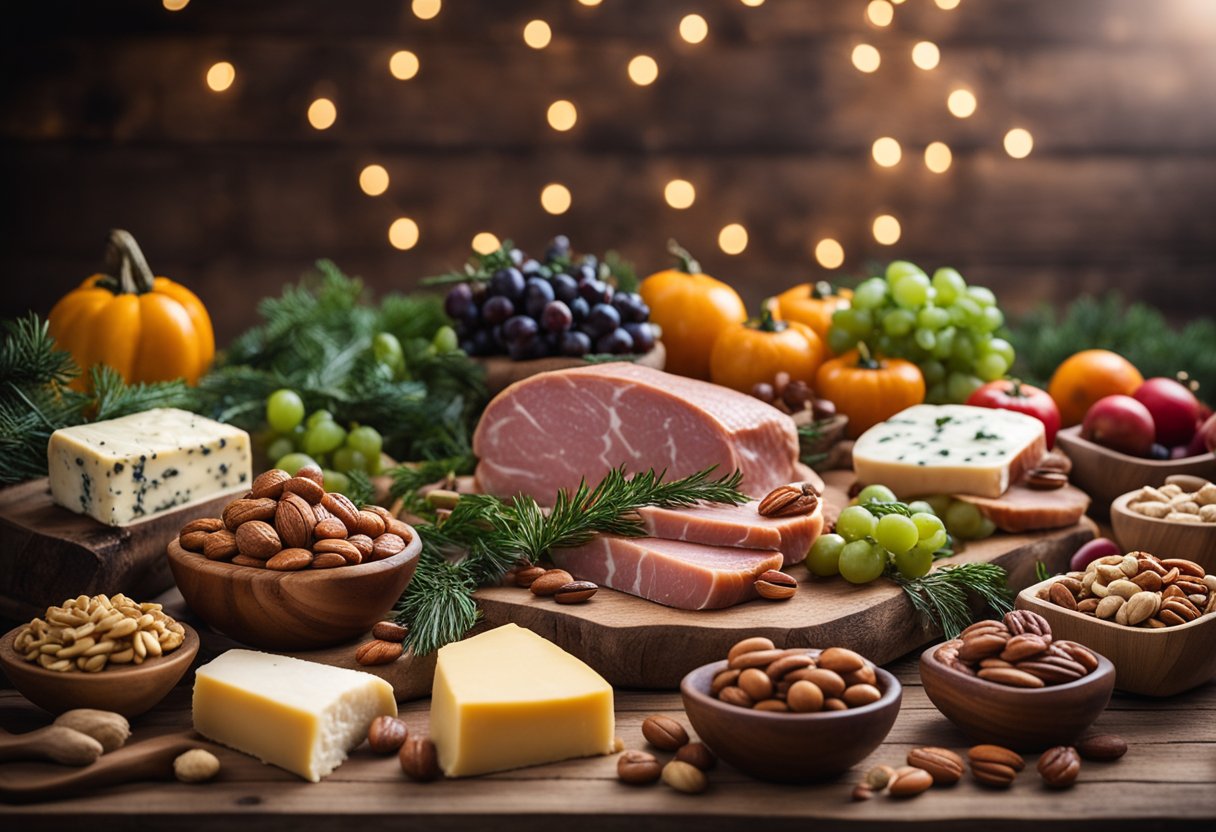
[709, 310, 827, 394]
[639, 242, 746, 380]
[815, 346, 925, 438]
[774, 281, 853, 343]
[1047, 349, 1144, 427]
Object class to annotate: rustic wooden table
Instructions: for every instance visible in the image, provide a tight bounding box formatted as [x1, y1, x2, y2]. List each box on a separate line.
[2, 653, 1212, 831]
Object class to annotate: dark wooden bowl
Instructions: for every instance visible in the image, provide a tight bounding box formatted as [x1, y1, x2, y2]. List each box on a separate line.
[0, 623, 199, 717]
[166, 531, 420, 651]
[1055, 425, 1216, 517]
[1110, 487, 1216, 573]
[919, 641, 1115, 751]
[680, 651, 902, 784]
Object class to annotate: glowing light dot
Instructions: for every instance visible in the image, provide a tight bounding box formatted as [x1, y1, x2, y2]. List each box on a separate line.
[815, 239, 845, 270]
[540, 183, 572, 215]
[359, 165, 390, 197]
[924, 141, 953, 173]
[523, 20, 552, 49]
[664, 179, 696, 209]
[740, 0, 766, 6]
[388, 218, 419, 251]
[578, 0, 603, 5]
[718, 224, 748, 255]
[851, 44, 881, 73]
[628, 55, 659, 86]
[163, 0, 189, 10]
[679, 14, 709, 44]
[389, 50, 419, 80]
[891, 0, 906, 4]
[912, 41, 940, 70]
[867, 0, 894, 27]
[472, 232, 500, 255]
[205, 61, 235, 93]
[947, 88, 977, 118]
[1004, 127, 1034, 159]
[873, 215, 901, 245]
[936, 0, 961, 9]
[872, 136, 902, 167]
[412, 0, 441, 21]
[547, 100, 578, 131]
[307, 98, 337, 130]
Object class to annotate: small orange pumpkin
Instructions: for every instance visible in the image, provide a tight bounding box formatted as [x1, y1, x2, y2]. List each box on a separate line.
[774, 281, 853, 343]
[48, 230, 214, 389]
[710, 307, 826, 394]
[815, 344, 925, 438]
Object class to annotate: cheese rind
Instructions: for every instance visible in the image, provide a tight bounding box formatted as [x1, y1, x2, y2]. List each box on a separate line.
[430, 624, 614, 777]
[192, 649, 396, 782]
[852, 404, 1046, 499]
[48, 408, 251, 526]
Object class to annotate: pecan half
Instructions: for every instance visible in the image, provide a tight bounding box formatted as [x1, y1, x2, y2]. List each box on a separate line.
[757, 483, 820, 518]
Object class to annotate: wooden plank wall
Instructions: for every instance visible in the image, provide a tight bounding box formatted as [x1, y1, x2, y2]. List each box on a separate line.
[2, 0, 1214, 344]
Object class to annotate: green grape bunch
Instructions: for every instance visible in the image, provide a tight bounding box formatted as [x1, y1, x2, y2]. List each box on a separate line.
[828, 261, 1016, 404]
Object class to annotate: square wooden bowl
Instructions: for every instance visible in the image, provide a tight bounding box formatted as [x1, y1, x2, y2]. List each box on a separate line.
[1016, 576, 1216, 697]
[1110, 483, 1216, 572]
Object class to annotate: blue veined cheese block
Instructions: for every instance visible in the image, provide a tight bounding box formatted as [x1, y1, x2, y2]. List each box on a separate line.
[48, 408, 251, 526]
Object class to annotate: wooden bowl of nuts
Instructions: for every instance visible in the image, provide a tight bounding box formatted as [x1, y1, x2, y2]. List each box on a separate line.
[0, 594, 199, 717]
[1016, 556, 1216, 696]
[1110, 480, 1216, 572]
[1055, 425, 1216, 518]
[680, 642, 902, 784]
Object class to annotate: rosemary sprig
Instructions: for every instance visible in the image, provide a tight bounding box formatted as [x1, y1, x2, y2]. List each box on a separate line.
[393, 466, 747, 655]
[893, 563, 1014, 639]
[860, 500, 913, 518]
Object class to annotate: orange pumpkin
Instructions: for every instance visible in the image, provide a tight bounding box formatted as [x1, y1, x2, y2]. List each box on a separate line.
[815, 345, 925, 438]
[710, 308, 826, 394]
[1047, 349, 1144, 428]
[48, 230, 214, 388]
[774, 281, 853, 343]
[639, 241, 746, 380]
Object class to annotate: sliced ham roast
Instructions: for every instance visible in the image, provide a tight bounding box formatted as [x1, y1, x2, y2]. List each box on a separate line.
[550, 536, 784, 610]
[636, 500, 823, 567]
[472, 363, 800, 504]
[954, 483, 1091, 533]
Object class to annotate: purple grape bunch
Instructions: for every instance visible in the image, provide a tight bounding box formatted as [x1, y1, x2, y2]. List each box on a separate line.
[445, 236, 658, 361]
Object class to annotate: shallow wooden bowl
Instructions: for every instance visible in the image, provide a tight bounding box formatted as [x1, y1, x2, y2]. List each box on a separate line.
[0, 623, 198, 717]
[919, 640, 1114, 751]
[1110, 487, 1216, 572]
[681, 651, 902, 784]
[1017, 577, 1216, 697]
[166, 531, 421, 651]
[1055, 426, 1216, 517]
[477, 342, 665, 395]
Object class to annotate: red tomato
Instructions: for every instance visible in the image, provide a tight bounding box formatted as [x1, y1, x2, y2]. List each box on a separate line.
[966, 379, 1062, 448]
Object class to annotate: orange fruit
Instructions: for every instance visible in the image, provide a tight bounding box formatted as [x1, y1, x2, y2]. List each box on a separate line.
[1047, 349, 1144, 427]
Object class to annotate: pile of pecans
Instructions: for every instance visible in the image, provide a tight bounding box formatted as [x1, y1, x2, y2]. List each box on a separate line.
[1125, 481, 1216, 523]
[14, 594, 185, 673]
[177, 466, 413, 571]
[936, 610, 1099, 688]
[617, 715, 717, 795]
[1039, 552, 1216, 627]
[713, 638, 882, 713]
[507, 566, 599, 605]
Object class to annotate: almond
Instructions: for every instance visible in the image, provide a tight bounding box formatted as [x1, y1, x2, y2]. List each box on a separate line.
[355, 510, 387, 538]
[321, 492, 361, 530]
[181, 517, 224, 535]
[907, 747, 964, 785]
[222, 497, 278, 531]
[386, 517, 414, 542]
[275, 492, 316, 549]
[817, 647, 865, 673]
[355, 639, 403, 666]
[235, 520, 281, 559]
[372, 621, 409, 642]
[314, 538, 363, 565]
[888, 766, 934, 797]
[530, 569, 574, 596]
[250, 469, 290, 500]
[310, 552, 347, 569]
[1075, 734, 1127, 761]
[202, 529, 238, 561]
[371, 533, 407, 561]
[297, 464, 325, 486]
[231, 554, 266, 568]
[347, 534, 374, 558]
[283, 476, 325, 504]
[179, 530, 210, 552]
[314, 517, 349, 540]
[266, 548, 313, 571]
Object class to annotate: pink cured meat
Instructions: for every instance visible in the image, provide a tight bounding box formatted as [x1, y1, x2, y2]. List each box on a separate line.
[636, 501, 824, 567]
[472, 363, 799, 503]
[550, 536, 784, 610]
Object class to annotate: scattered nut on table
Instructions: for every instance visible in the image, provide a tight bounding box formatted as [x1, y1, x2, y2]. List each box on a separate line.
[174, 749, 221, 783]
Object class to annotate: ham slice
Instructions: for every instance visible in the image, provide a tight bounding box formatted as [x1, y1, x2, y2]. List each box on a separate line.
[472, 363, 800, 504]
[550, 536, 783, 610]
[636, 501, 823, 566]
[954, 483, 1091, 533]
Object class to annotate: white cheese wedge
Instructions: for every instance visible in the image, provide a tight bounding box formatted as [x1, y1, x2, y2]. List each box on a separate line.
[852, 404, 1046, 499]
[193, 649, 397, 782]
[430, 624, 615, 777]
[47, 407, 251, 526]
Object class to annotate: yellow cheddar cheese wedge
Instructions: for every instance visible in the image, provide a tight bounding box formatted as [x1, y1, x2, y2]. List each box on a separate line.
[430, 623, 615, 777]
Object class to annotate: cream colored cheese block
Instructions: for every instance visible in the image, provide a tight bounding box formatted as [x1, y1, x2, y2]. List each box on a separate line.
[852, 404, 1046, 499]
[193, 649, 396, 782]
[48, 407, 251, 526]
[430, 623, 615, 777]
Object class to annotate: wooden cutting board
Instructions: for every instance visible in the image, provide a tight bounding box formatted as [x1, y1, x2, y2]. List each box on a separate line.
[0, 479, 243, 622]
[475, 470, 1097, 689]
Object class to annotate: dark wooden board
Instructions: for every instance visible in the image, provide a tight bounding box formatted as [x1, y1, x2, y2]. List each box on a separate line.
[476, 343, 665, 395]
[0, 480, 245, 622]
[476, 470, 1097, 689]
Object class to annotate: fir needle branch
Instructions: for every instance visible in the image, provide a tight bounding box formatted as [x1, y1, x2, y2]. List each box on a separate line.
[892, 563, 1014, 639]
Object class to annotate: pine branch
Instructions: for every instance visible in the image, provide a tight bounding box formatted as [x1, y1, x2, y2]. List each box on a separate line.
[893, 563, 1014, 638]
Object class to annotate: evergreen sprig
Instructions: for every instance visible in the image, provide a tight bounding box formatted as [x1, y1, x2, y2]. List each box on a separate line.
[893, 563, 1014, 639]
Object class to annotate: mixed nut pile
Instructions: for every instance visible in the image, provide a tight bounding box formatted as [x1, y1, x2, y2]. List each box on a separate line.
[177, 466, 412, 571]
[712, 638, 883, 712]
[619, 714, 717, 794]
[1125, 481, 1216, 523]
[14, 593, 186, 673]
[935, 610, 1099, 688]
[1039, 552, 1216, 627]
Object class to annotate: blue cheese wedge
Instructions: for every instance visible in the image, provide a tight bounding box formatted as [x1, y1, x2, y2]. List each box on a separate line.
[48, 408, 251, 526]
[852, 404, 1046, 499]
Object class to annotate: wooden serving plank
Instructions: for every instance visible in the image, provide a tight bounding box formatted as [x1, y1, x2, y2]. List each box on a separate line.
[0, 479, 244, 622]
[476, 470, 1097, 689]
[476, 342, 665, 395]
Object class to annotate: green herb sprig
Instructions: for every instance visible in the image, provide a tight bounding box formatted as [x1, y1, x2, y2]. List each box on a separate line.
[893, 563, 1014, 639]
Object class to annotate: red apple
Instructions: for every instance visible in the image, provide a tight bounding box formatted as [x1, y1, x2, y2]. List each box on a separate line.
[1081, 394, 1156, 457]
[1197, 412, 1216, 455]
[1133, 377, 1201, 447]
